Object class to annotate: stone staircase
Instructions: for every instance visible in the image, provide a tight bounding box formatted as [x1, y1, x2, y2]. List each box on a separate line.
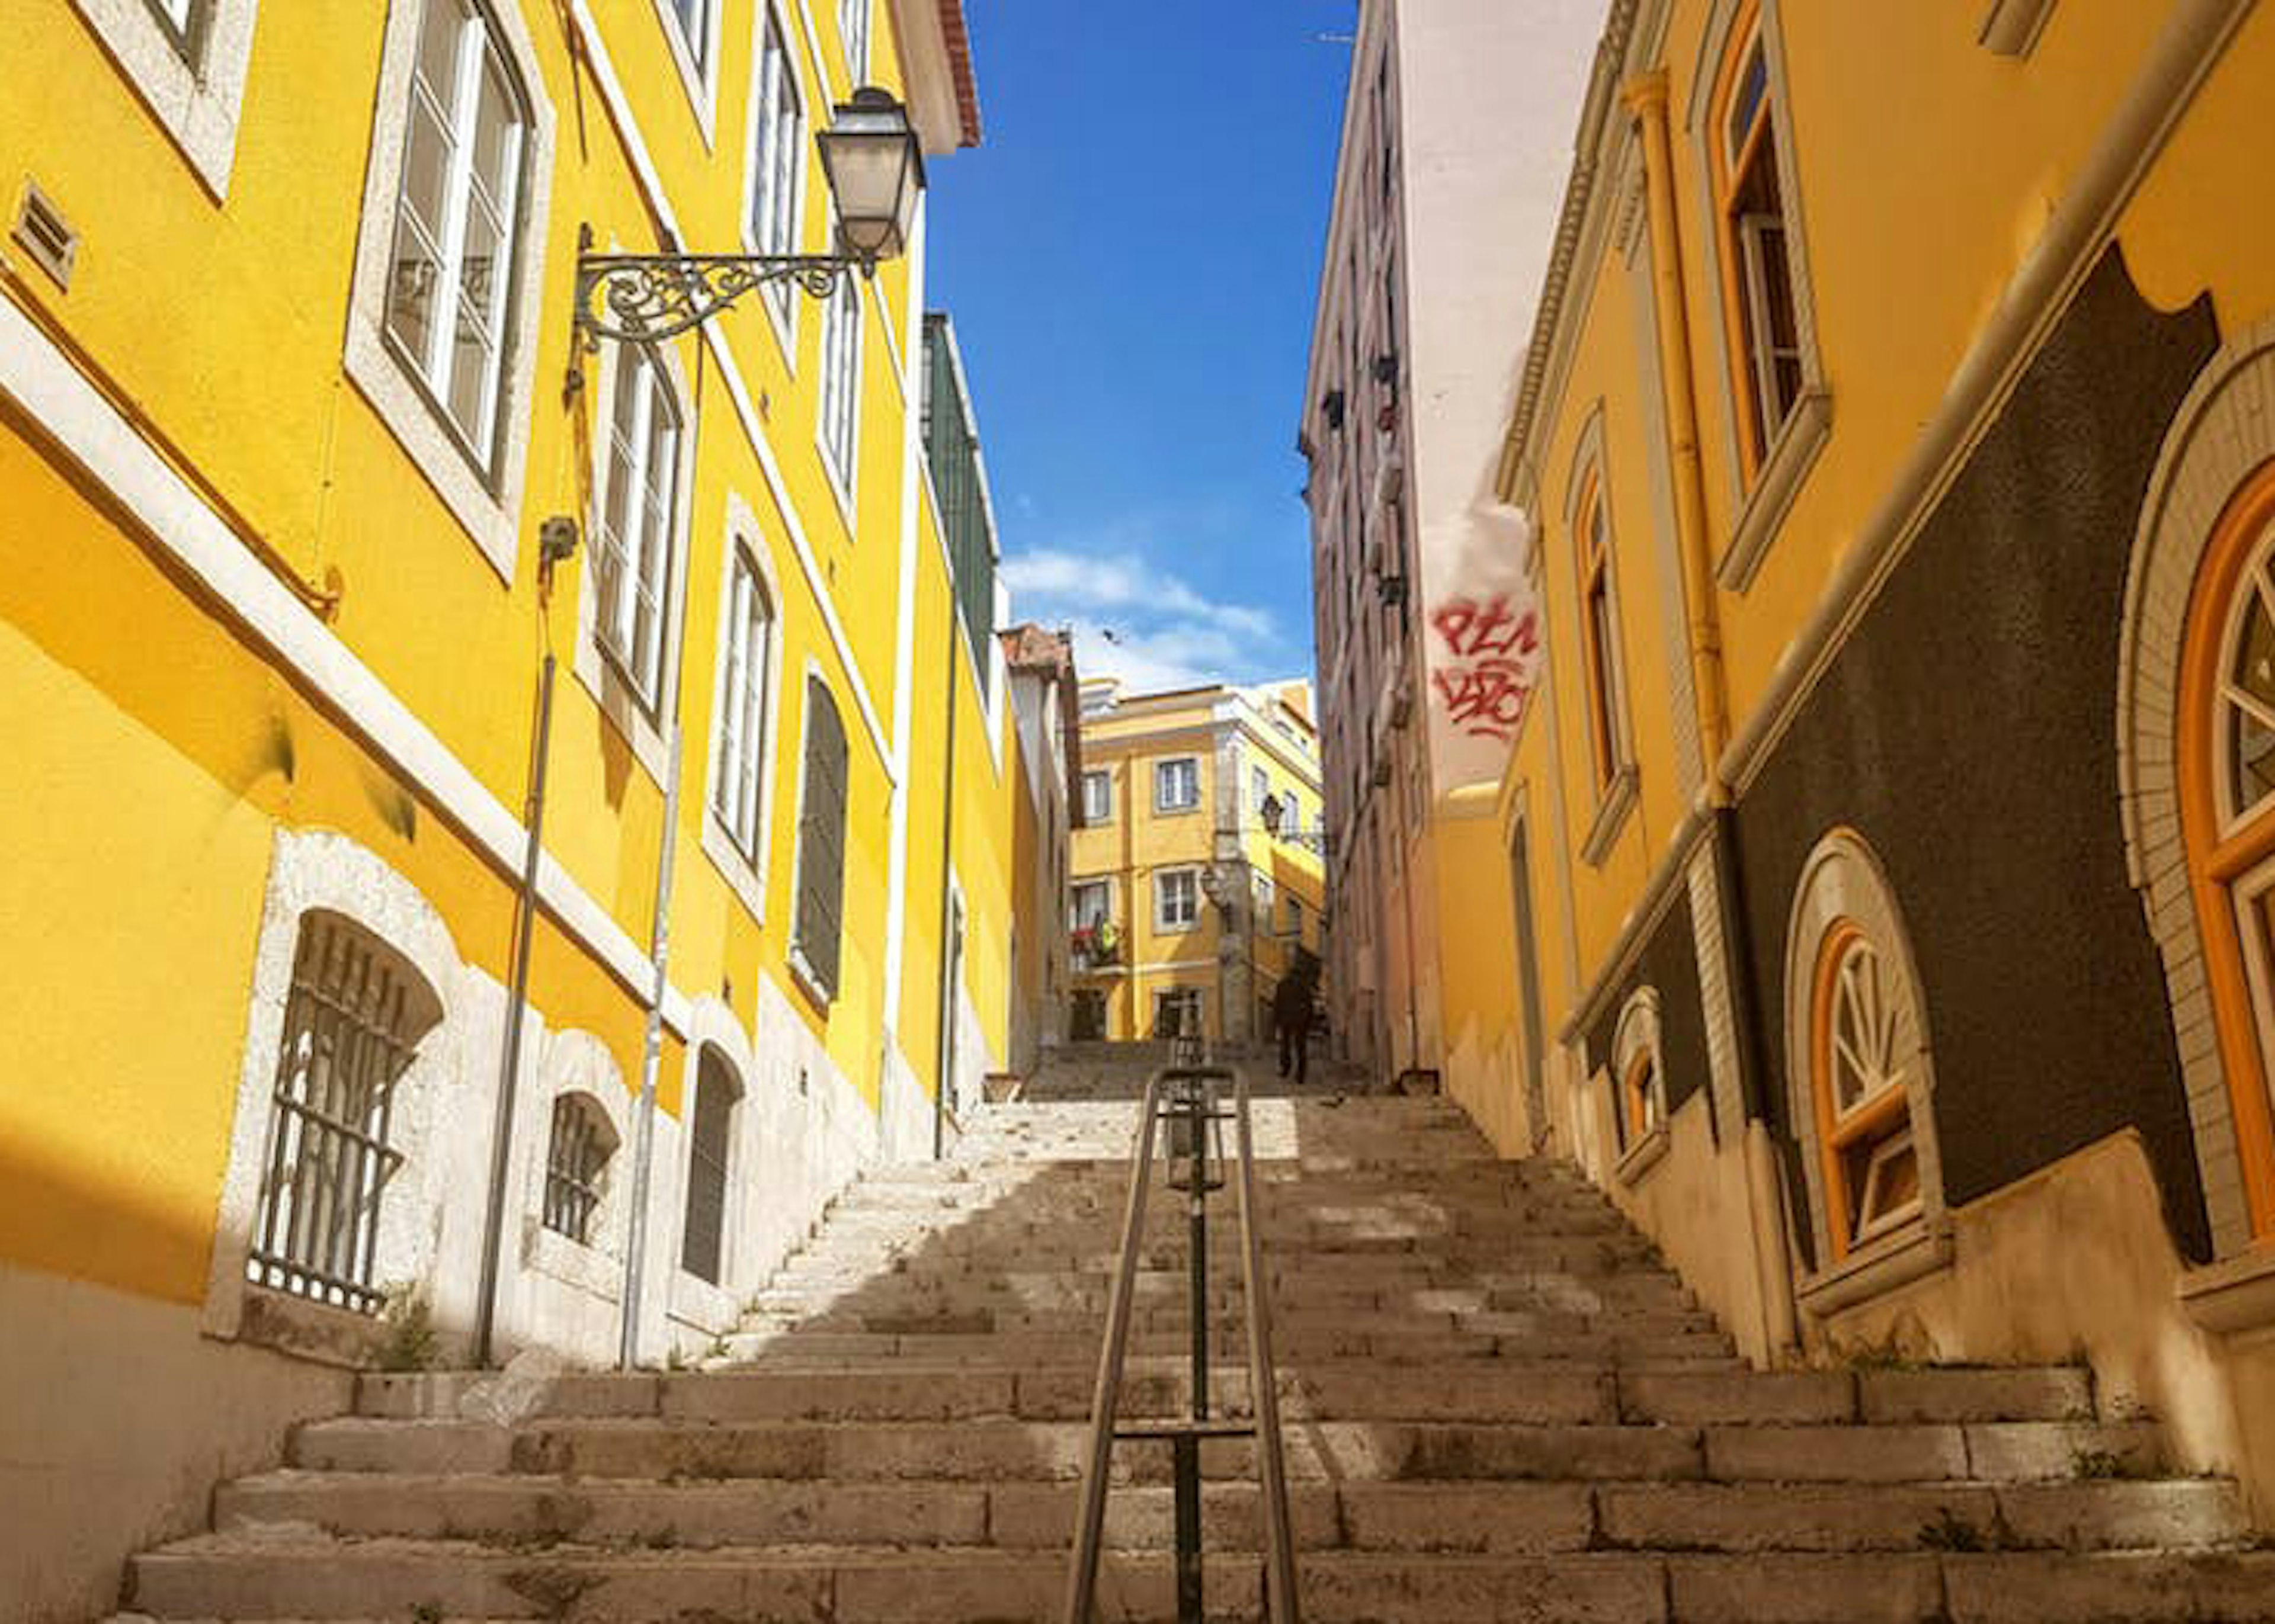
[115, 1090, 2275, 1622]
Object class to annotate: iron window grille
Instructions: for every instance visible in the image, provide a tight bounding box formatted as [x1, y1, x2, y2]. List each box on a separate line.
[542, 1094, 613, 1245]
[246, 914, 432, 1315]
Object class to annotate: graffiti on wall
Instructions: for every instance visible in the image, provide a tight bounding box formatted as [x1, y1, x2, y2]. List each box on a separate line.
[1428, 592, 1539, 742]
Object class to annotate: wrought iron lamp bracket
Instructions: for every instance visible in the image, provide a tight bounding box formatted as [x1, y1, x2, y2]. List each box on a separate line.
[573, 251, 873, 351]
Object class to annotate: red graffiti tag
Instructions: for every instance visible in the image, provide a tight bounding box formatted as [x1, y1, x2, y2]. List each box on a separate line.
[1431, 595, 1538, 661]
[1431, 660, 1530, 741]
[1428, 593, 1539, 740]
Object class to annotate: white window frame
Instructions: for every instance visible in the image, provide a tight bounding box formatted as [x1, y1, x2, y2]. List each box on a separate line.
[1156, 867, 1201, 933]
[1153, 986, 1203, 1038]
[594, 348, 682, 706]
[1284, 894, 1304, 940]
[701, 501, 786, 922]
[741, 0, 807, 359]
[837, 0, 871, 82]
[574, 331, 696, 785]
[818, 274, 861, 518]
[653, 0, 723, 140]
[344, 0, 555, 583]
[1071, 878, 1113, 931]
[1155, 756, 1200, 814]
[69, 0, 261, 199]
[1082, 769, 1112, 824]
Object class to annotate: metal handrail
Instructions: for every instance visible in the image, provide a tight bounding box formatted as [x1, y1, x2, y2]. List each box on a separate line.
[1062, 1064, 1301, 1624]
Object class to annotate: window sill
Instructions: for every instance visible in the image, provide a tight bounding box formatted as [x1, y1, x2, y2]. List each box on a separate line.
[524, 1222, 621, 1301]
[1615, 1123, 1671, 1186]
[787, 945, 837, 1013]
[668, 1268, 739, 1337]
[1718, 387, 1832, 593]
[1796, 1219, 1954, 1319]
[225, 1282, 384, 1368]
[700, 813, 770, 927]
[1155, 804, 1203, 817]
[1579, 765, 1639, 868]
[2178, 1242, 2275, 1341]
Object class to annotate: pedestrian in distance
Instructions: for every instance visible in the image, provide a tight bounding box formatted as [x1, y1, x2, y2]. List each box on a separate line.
[1273, 952, 1319, 1088]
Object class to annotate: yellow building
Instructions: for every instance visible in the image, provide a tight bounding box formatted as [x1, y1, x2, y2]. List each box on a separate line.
[0, 2, 1065, 1616]
[1068, 676, 1325, 1047]
[1424, 0, 2275, 1526]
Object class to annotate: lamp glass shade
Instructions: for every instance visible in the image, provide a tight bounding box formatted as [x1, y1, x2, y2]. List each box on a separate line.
[1259, 791, 1285, 837]
[818, 89, 924, 262]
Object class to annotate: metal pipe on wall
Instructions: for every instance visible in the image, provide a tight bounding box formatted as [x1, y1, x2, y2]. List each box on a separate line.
[619, 721, 684, 1369]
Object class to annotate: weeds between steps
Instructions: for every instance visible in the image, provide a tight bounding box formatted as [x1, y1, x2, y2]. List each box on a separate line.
[374, 1285, 441, 1372]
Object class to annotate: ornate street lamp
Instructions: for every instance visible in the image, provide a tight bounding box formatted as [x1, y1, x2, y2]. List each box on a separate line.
[574, 88, 925, 349]
[1259, 791, 1328, 854]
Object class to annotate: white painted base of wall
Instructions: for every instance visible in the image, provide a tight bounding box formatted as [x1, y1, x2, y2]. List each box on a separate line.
[0, 1267, 353, 1624]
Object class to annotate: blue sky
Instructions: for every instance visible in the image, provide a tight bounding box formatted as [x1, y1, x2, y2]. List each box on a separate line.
[924, 1, 1360, 694]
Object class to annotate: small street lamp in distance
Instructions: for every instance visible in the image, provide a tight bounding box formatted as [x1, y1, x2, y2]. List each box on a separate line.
[1258, 791, 1327, 855]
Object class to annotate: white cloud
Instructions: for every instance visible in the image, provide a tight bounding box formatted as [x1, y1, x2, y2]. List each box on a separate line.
[1001, 544, 1292, 694]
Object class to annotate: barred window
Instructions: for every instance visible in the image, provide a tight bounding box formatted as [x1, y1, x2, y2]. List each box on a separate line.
[793, 676, 851, 996]
[248, 913, 441, 1315]
[542, 1093, 616, 1246]
[680, 1048, 740, 1284]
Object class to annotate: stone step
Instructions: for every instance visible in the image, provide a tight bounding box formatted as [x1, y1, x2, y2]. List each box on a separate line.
[121, 1538, 2275, 1622]
[717, 1324, 1739, 1368]
[289, 1415, 2167, 1487]
[212, 1471, 2246, 1558]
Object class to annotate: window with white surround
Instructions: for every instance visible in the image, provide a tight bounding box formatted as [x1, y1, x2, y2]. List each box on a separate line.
[1252, 765, 1270, 813]
[1611, 988, 1667, 1154]
[819, 276, 860, 498]
[746, 5, 804, 320]
[541, 1093, 616, 1246]
[71, 0, 262, 197]
[384, 0, 528, 475]
[592, 348, 682, 710]
[710, 544, 775, 859]
[1081, 769, 1111, 824]
[838, 0, 870, 82]
[146, 0, 199, 47]
[664, 0, 708, 68]
[1072, 879, 1111, 931]
[1153, 987, 1203, 1040]
[679, 1047, 739, 1285]
[1156, 868, 1200, 932]
[1155, 757, 1200, 813]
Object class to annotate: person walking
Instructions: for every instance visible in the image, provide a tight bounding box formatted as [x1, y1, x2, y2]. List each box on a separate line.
[1273, 955, 1318, 1088]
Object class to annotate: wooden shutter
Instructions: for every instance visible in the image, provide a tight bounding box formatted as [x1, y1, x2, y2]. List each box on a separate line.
[796, 677, 850, 993]
[680, 1048, 738, 1283]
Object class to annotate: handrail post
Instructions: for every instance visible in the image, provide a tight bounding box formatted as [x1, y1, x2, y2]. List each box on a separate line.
[1233, 1067, 1302, 1624]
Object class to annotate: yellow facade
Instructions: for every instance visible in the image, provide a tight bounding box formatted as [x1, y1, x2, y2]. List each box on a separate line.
[0, 2, 1039, 1613]
[1069, 679, 1324, 1045]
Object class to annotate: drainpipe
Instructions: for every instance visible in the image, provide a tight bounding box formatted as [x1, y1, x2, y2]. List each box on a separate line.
[618, 719, 683, 1369]
[1624, 70, 1731, 802]
[473, 523, 578, 1368]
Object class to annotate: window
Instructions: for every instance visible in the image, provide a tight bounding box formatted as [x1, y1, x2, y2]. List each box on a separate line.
[746, 6, 804, 317]
[664, 0, 708, 68]
[542, 1093, 615, 1246]
[1156, 868, 1200, 932]
[1284, 789, 1302, 833]
[247, 913, 439, 1314]
[681, 1048, 739, 1284]
[1082, 769, 1112, 824]
[710, 545, 776, 859]
[1153, 987, 1203, 1040]
[1810, 925, 1921, 1254]
[1155, 757, 1200, 813]
[385, 0, 528, 474]
[593, 348, 682, 708]
[145, 0, 199, 49]
[1071, 880, 1111, 930]
[1575, 471, 1627, 790]
[793, 677, 850, 996]
[1284, 895, 1304, 939]
[1070, 987, 1108, 1041]
[1712, 9, 1804, 478]
[1252, 765, 1270, 814]
[819, 275, 860, 494]
[838, 0, 870, 81]
[1612, 990, 1666, 1153]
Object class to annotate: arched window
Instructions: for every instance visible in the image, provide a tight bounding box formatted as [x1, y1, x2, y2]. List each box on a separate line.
[248, 912, 443, 1314]
[542, 1092, 617, 1246]
[1709, 0, 1803, 480]
[681, 1047, 741, 1284]
[1784, 830, 1946, 1280]
[1612, 988, 1666, 1153]
[2176, 460, 2275, 1239]
[793, 675, 850, 997]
